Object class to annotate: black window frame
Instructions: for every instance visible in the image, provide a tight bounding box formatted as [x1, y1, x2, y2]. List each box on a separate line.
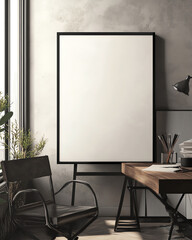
[4, 0, 29, 160]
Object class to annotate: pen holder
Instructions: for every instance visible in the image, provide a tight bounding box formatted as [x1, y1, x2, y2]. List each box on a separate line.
[161, 152, 177, 164]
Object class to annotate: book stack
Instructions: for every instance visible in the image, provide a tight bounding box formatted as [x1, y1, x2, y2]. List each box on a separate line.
[179, 139, 192, 158]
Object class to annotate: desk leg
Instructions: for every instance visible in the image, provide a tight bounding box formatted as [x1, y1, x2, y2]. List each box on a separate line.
[115, 178, 187, 238]
[128, 179, 140, 230]
[114, 176, 127, 231]
[114, 177, 140, 232]
[151, 190, 185, 240]
[167, 193, 185, 240]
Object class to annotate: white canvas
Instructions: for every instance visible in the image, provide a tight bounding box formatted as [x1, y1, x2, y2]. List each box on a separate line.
[58, 34, 153, 163]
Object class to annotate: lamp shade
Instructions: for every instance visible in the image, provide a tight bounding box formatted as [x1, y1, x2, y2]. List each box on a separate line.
[173, 75, 192, 95]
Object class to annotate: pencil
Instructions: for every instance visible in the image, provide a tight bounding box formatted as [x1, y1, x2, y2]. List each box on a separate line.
[166, 134, 179, 163]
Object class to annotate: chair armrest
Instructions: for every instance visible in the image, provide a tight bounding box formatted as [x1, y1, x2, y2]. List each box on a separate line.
[12, 188, 51, 226]
[55, 180, 98, 209]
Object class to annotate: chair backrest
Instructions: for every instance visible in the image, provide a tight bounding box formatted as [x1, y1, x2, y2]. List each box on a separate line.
[1, 155, 52, 183]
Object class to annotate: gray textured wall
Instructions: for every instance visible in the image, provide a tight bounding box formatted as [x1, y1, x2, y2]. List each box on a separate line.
[30, 0, 192, 216]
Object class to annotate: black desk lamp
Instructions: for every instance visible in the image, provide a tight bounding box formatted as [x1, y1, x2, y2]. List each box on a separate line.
[173, 75, 192, 95]
[173, 75, 192, 166]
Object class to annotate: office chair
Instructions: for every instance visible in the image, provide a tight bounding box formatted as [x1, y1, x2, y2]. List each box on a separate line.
[1, 156, 98, 240]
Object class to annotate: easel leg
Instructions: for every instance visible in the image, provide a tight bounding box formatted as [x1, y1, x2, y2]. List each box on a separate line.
[71, 164, 77, 206]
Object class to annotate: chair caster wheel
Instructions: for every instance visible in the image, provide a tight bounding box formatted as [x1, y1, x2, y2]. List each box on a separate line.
[74, 238, 78, 240]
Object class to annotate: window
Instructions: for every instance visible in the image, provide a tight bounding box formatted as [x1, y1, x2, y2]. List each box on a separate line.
[0, 0, 5, 160]
[10, 0, 20, 124]
[0, 0, 5, 94]
[0, 0, 28, 160]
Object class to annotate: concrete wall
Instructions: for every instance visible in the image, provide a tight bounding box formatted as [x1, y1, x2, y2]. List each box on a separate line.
[30, 0, 192, 216]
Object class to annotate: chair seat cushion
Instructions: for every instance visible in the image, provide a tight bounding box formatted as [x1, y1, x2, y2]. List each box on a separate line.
[14, 202, 98, 225]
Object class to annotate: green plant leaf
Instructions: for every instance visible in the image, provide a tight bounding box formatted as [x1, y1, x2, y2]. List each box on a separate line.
[1, 120, 47, 159]
[0, 112, 13, 126]
[0, 128, 5, 132]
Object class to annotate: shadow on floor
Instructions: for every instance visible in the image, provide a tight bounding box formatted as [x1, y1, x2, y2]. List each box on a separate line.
[180, 222, 192, 240]
[80, 218, 112, 236]
[9, 227, 56, 240]
[79, 218, 190, 240]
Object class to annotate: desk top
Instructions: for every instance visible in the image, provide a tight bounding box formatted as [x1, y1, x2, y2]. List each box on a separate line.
[122, 163, 192, 194]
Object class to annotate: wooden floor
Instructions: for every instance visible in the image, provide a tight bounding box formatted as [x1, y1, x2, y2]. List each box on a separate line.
[56, 217, 190, 240]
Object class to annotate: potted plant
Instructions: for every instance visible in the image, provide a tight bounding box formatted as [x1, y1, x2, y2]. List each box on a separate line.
[0, 91, 46, 239]
[2, 120, 47, 202]
[0, 120, 47, 239]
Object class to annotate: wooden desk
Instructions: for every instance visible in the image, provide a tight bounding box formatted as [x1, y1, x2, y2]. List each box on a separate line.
[115, 163, 192, 240]
[122, 163, 192, 194]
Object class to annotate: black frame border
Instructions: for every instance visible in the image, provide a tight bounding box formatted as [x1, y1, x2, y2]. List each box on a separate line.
[57, 32, 155, 164]
[4, 0, 10, 161]
[4, 0, 29, 161]
[19, 0, 30, 131]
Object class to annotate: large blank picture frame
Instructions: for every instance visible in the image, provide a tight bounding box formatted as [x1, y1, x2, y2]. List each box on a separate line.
[57, 32, 154, 164]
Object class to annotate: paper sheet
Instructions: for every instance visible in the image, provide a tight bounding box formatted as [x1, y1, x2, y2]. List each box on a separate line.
[143, 164, 180, 172]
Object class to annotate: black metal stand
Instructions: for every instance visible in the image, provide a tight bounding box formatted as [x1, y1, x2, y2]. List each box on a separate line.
[71, 163, 123, 206]
[167, 194, 185, 240]
[114, 177, 140, 232]
[71, 164, 77, 206]
[151, 191, 186, 240]
[115, 176, 190, 240]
